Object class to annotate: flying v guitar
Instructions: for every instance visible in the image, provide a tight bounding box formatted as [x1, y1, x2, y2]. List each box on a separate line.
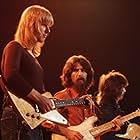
[0, 75, 87, 129]
[7, 91, 87, 129]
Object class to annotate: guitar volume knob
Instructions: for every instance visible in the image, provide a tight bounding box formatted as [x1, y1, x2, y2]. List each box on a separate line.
[36, 116, 40, 120]
[26, 113, 30, 116]
[31, 114, 35, 118]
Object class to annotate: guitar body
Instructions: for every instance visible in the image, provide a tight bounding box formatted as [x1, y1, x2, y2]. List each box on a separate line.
[8, 91, 50, 129]
[52, 109, 140, 140]
[7, 90, 86, 129]
[8, 91, 68, 129]
[52, 116, 98, 140]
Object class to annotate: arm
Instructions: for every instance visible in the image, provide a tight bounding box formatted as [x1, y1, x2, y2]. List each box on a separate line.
[42, 90, 84, 140]
[42, 122, 83, 140]
[97, 115, 123, 136]
[1, 41, 52, 112]
[27, 89, 52, 112]
[95, 103, 123, 137]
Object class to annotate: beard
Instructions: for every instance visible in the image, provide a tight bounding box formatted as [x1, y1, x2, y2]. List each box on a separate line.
[73, 78, 87, 94]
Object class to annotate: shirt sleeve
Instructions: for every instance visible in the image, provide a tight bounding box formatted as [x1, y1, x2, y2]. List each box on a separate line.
[1, 41, 32, 97]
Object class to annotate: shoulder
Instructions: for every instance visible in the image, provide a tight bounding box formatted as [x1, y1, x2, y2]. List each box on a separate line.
[4, 40, 23, 51]
[3, 41, 26, 56]
[54, 89, 69, 99]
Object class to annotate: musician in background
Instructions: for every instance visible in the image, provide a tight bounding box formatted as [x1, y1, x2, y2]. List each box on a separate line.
[0, 5, 54, 140]
[42, 55, 123, 140]
[96, 70, 129, 140]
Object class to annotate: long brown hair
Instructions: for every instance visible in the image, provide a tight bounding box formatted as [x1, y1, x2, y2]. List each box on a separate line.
[60, 55, 95, 92]
[96, 70, 129, 104]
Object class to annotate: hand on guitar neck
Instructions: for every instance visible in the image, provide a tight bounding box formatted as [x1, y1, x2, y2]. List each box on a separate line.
[110, 115, 123, 131]
[98, 115, 123, 136]
[27, 89, 53, 113]
[28, 90, 87, 112]
[7, 89, 87, 129]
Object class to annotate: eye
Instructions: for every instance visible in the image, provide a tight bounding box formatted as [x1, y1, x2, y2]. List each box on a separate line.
[41, 25, 50, 34]
[42, 25, 46, 31]
[81, 68, 85, 72]
[73, 68, 78, 72]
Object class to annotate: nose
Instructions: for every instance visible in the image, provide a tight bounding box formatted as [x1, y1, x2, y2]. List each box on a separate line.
[45, 26, 50, 34]
[121, 88, 126, 95]
[77, 70, 83, 75]
[123, 88, 126, 93]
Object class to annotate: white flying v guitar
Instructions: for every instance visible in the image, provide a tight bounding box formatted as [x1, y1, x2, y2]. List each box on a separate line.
[0, 75, 87, 129]
[7, 91, 87, 129]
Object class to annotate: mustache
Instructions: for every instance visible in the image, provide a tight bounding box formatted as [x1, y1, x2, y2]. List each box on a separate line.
[77, 77, 86, 81]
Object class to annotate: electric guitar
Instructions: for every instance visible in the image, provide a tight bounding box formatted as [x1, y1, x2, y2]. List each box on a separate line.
[6, 90, 87, 129]
[0, 76, 87, 129]
[52, 109, 140, 140]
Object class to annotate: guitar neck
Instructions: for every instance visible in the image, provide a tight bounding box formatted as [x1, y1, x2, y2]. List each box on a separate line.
[53, 98, 86, 108]
[120, 111, 139, 123]
[90, 110, 140, 137]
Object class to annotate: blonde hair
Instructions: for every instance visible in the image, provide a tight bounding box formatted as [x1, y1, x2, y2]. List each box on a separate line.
[15, 5, 54, 57]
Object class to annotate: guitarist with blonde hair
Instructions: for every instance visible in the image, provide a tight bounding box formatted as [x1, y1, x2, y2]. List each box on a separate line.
[0, 5, 54, 140]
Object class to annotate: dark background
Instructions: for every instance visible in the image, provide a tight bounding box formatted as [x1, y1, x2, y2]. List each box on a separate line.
[0, 0, 140, 124]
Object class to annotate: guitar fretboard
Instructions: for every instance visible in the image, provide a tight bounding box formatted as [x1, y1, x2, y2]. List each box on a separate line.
[54, 98, 86, 108]
[120, 111, 139, 123]
[90, 109, 140, 137]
